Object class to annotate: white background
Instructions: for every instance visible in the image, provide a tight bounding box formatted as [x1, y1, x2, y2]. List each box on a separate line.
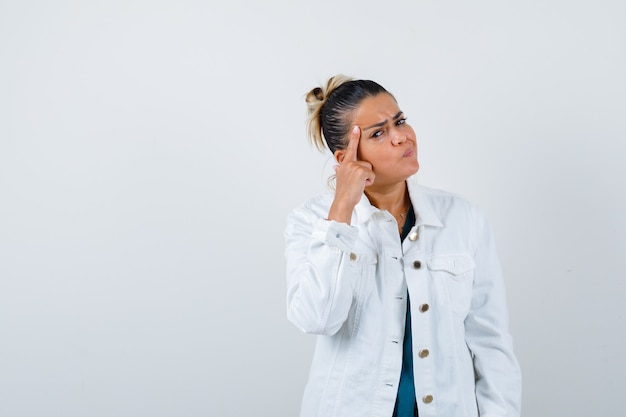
[1, 1, 625, 416]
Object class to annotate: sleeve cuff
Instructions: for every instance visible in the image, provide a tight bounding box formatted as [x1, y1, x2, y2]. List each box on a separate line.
[312, 219, 359, 253]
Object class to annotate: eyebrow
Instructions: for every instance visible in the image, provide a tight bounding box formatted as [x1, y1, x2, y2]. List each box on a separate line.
[363, 111, 404, 131]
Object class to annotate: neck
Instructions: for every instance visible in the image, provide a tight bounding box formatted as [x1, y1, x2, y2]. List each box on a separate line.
[364, 181, 409, 213]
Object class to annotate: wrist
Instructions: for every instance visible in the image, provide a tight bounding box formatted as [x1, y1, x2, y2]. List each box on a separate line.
[327, 200, 356, 225]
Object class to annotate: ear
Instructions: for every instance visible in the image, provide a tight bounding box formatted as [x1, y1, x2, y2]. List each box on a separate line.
[334, 149, 345, 164]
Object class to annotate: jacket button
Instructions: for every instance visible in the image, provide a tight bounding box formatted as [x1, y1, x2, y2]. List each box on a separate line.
[412, 260, 422, 269]
[408, 231, 419, 241]
[419, 303, 429, 313]
[349, 252, 357, 261]
[418, 349, 430, 358]
[422, 394, 434, 404]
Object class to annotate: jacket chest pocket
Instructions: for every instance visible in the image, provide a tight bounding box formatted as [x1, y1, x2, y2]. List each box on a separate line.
[344, 250, 378, 300]
[346, 252, 378, 334]
[427, 255, 475, 318]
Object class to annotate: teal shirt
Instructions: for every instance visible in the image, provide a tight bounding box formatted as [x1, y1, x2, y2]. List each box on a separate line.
[394, 205, 417, 417]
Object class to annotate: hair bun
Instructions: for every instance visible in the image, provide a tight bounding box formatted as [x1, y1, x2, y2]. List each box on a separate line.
[312, 87, 324, 101]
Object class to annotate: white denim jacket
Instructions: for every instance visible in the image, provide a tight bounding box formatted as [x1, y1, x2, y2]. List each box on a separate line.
[285, 179, 521, 417]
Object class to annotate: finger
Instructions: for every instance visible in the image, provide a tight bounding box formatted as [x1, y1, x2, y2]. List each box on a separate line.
[343, 125, 361, 162]
[357, 161, 375, 186]
[356, 160, 373, 170]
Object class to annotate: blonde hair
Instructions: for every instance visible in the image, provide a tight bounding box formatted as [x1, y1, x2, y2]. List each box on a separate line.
[305, 75, 391, 154]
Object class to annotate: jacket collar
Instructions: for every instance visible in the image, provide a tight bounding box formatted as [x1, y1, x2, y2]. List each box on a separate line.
[407, 179, 444, 228]
[353, 177, 444, 228]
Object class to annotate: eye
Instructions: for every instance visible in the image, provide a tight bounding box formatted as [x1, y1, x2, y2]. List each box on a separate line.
[371, 130, 384, 139]
[396, 117, 407, 126]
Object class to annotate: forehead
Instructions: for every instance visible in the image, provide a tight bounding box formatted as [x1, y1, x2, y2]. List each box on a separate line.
[351, 93, 400, 125]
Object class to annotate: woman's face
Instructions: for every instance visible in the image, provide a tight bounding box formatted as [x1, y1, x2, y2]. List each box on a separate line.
[338, 92, 419, 188]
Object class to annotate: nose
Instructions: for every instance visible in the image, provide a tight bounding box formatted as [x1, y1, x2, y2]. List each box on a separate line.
[391, 131, 407, 146]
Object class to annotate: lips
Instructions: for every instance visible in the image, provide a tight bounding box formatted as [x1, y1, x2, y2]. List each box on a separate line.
[402, 148, 414, 157]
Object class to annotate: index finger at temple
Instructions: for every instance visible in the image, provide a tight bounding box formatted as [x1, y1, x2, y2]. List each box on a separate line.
[344, 126, 361, 162]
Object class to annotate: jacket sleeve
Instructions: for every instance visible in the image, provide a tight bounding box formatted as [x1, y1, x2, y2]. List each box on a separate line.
[284, 205, 362, 336]
[464, 208, 522, 417]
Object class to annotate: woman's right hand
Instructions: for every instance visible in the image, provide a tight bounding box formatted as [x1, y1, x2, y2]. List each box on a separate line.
[327, 126, 375, 224]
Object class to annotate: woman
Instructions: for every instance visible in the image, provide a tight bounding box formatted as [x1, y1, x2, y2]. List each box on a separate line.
[285, 75, 521, 417]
